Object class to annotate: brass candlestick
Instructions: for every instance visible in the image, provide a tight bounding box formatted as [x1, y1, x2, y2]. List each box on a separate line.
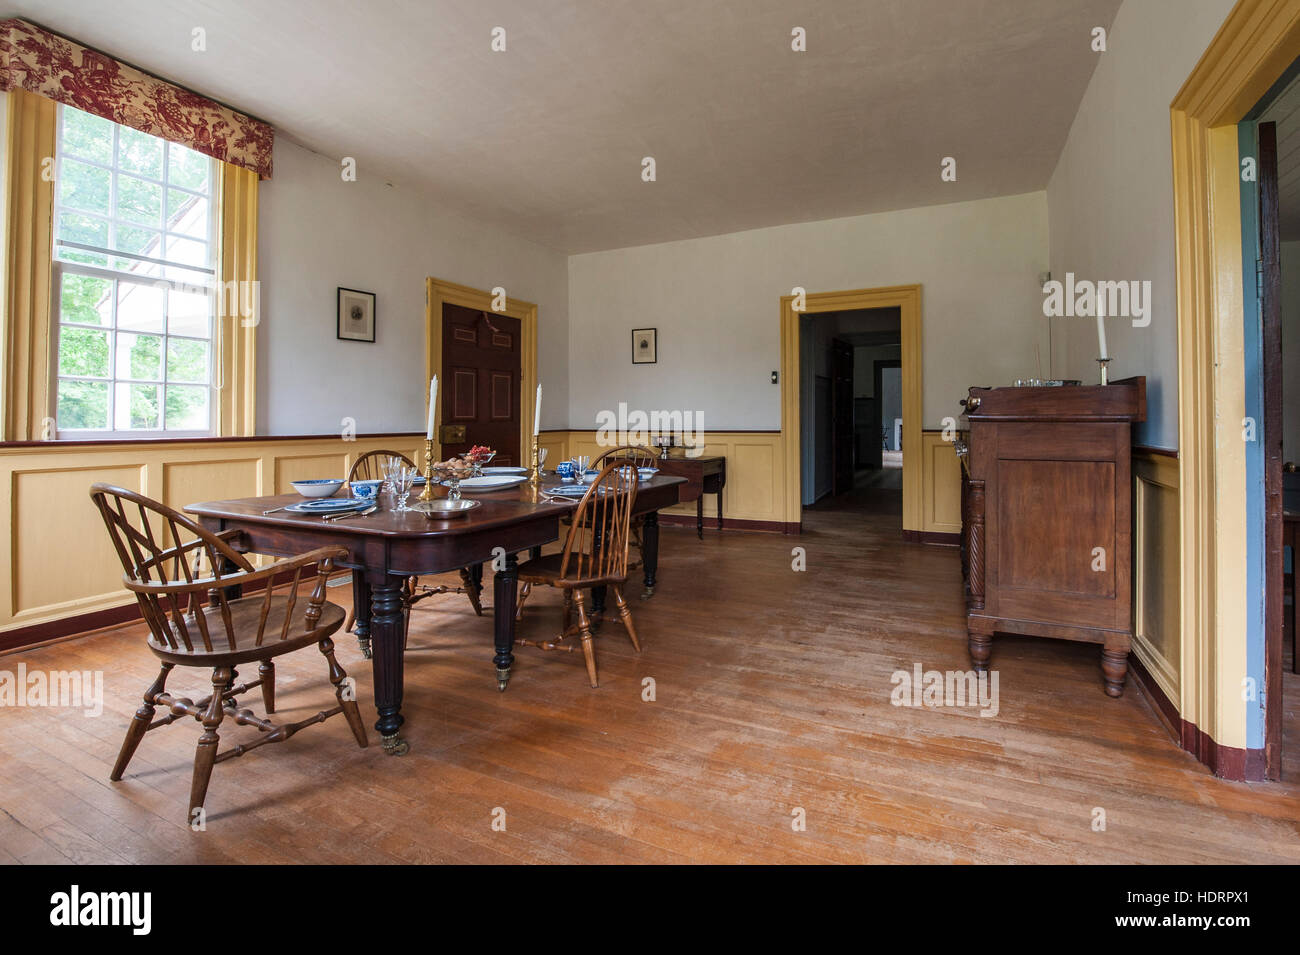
[529, 437, 542, 486]
[419, 438, 437, 501]
[1097, 358, 1111, 386]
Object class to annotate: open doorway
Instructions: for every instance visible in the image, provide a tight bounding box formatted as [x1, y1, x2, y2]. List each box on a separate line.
[799, 307, 902, 517]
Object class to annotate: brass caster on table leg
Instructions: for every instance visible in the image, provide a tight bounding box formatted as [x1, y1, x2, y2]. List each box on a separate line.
[358, 637, 372, 659]
[381, 734, 409, 756]
[496, 667, 511, 692]
[640, 586, 655, 600]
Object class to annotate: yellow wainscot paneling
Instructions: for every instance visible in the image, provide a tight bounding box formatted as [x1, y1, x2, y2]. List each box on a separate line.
[274, 453, 352, 493]
[564, 431, 784, 525]
[11, 462, 145, 619]
[921, 432, 962, 535]
[0, 434, 425, 638]
[164, 457, 261, 509]
[1132, 450, 1180, 705]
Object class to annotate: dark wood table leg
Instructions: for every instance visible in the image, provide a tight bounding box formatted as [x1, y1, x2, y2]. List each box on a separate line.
[716, 489, 723, 533]
[641, 511, 659, 599]
[353, 573, 373, 658]
[493, 552, 518, 691]
[529, 546, 542, 560]
[368, 571, 409, 755]
[696, 496, 704, 540]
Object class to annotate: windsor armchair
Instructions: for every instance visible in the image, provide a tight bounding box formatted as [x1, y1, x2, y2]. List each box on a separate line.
[89, 483, 367, 822]
[344, 449, 484, 656]
[514, 461, 641, 687]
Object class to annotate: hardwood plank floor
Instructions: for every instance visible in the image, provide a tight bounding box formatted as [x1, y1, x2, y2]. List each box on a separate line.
[1, 484, 1296, 864]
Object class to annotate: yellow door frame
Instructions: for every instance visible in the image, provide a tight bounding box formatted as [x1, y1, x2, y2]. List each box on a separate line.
[779, 284, 923, 530]
[1170, 0, 1300, 771]
[424, 277, 538, 463]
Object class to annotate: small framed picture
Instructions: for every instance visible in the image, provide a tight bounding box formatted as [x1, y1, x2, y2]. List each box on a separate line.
[632, 327, 657, 364]
[337, 287, 376, 343]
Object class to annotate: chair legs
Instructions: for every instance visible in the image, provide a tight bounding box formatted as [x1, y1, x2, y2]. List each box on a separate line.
[572, 591, 599, 688]
[612, 585, 641, 652]
[259, 660, 275, 714]
[320, 635, 368, 748]
[189, 665, 230, 822]
[459, 567, 484, 616]
[111, 662, 173, 781]
[515, 584, 641, 689]
[516, 581, 533, 622]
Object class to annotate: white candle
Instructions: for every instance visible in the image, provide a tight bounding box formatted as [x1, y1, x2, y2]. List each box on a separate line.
[427, 376, 437, 441]
[1096, 295, 1108, 361]
[533, 383, 542, 436]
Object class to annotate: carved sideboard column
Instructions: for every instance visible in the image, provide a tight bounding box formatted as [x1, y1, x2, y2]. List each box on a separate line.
[966, 479, 985, 612]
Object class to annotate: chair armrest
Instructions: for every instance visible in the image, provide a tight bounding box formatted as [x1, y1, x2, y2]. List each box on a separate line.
[124, 545, 348, 596]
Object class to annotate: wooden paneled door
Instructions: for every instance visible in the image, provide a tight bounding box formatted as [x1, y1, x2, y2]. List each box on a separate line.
[441, 303, 521, 466]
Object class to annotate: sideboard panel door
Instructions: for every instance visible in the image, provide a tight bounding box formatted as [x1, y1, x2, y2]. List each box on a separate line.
[963, 377, 1145, 696]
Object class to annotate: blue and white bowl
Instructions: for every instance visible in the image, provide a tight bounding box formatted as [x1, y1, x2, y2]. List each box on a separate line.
[291, 478, 344, 498]
[637, 467, 659, 483]
[350, 479, 383, 501]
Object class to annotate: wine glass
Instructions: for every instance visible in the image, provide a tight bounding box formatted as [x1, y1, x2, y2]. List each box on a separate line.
[391, 465, 416, 512]
[537, 447, 549, 473]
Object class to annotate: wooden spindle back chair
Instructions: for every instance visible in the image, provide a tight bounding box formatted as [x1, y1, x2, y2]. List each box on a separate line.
[589, 444, 658, 568]
[343, 449, 484, 654]
[346, 449, 416, 486]
[89, 483, 367, 822]
[591, 444, 659, 470]
[515, 461, 641, 686]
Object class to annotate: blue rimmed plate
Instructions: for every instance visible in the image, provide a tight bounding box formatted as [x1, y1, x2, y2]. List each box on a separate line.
[542, 484, 591, 498]
[286, 498, 367, 513]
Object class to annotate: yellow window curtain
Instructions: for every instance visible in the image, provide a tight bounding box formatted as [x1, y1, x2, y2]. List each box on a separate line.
[218, 162, 259, 437]
[2, 88, 55, 441]
[0, 91, 260, 440]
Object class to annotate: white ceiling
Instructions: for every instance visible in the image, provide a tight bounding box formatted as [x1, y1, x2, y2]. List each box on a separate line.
[15, 0, 1122, 253]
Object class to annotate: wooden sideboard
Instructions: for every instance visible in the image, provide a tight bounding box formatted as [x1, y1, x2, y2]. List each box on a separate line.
[654, 454, 726, 539]
[959, 377, 1146, 696]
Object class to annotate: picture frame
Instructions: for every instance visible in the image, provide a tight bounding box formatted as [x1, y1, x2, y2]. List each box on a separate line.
[632, 327, 657, 364]
[337, 287, 376, 343]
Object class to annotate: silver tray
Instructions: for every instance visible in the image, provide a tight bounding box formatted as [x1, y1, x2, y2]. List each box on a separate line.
[412, 498, 482, 519]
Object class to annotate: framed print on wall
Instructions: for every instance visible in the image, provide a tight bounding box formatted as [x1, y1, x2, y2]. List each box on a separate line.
[632, 327, 657, 364]
[337, 287, 376, 343]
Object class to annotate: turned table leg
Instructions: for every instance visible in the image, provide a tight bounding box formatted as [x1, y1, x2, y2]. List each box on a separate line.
[696, 496, 704, 540]
[1101, 646, 1129, 698]
[493, 552, 519, 691]
[641, 511, 660, 599]
[353, 573, 373, 659]
[368, 572, 408, 755]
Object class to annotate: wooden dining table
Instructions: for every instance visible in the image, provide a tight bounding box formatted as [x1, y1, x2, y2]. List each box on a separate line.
[186, 473, 684, 755]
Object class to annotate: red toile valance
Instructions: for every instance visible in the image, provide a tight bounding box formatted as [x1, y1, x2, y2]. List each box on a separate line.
[0, 18, 273, 178]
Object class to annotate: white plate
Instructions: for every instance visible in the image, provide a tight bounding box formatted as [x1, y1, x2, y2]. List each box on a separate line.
[481, 466, 529, 476]
[446, 475, 529, 491]
[287, 498, 367, 513]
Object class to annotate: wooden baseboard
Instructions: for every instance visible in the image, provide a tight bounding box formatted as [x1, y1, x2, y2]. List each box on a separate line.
[1127, 650, 1180, 741]
[0, 566, 321, 655]
[1128, 651, 1264, 781]
[657, 514, 798, 534]
[901, 529, 960, 546]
